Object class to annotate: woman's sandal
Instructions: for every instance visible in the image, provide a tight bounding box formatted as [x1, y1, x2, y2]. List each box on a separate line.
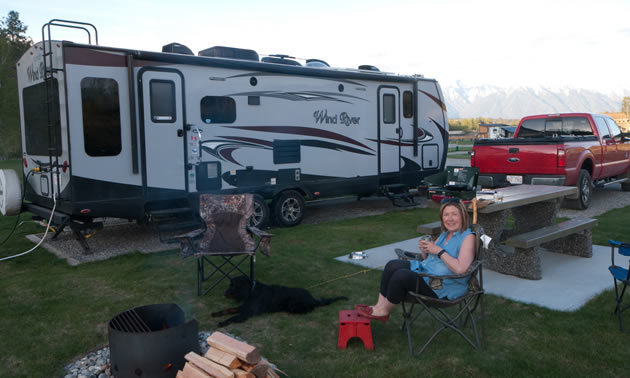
[356, 306, 389, 323]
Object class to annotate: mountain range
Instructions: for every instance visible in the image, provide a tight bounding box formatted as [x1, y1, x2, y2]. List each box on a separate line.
[443, 83, 629, 119]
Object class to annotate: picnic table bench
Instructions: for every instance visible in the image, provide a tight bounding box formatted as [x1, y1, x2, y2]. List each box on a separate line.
[500, 217, 597, 279]
[416, 221, 441, 239]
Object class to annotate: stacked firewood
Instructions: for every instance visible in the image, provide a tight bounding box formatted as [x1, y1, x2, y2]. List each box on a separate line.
[177, 332, 281, 378]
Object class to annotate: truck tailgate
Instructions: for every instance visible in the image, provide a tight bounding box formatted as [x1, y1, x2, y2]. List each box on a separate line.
[474, 140, 559, 175]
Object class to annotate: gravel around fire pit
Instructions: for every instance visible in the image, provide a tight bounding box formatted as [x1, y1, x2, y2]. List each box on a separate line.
[63, 331, 214, 378]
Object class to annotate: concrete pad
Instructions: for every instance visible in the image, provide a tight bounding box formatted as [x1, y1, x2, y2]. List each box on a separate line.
[335, 237, 612, 312]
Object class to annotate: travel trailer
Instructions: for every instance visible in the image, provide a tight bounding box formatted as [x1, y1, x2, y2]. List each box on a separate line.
[1, 20, 449, 237]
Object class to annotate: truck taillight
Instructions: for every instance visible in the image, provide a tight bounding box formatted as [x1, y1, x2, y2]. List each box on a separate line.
[557, 148, 566, 167]
[470, 150, 475, 167]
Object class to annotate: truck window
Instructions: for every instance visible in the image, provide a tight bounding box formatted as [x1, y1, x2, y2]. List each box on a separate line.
[403, 91, 413, 118]
[517, 119, 544, 138]
[545, 119, 563, 136]
[81, 77, 122, 157]
[150, 80, 176, 123]
[605, 118, 622, 143]
[22, 80, 62, 156]
[594, 117, 611, 140]
[200, 96, 236, 124]
[556, 117, 593, 136]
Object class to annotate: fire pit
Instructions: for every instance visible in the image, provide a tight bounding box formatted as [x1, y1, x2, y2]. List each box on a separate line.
[108, 303, 199, 378]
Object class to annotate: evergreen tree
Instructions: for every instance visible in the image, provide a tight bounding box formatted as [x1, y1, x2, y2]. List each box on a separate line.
[0, 11, 32, 159]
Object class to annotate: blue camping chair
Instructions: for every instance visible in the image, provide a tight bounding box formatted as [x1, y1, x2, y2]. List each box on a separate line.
[608, 240, 630, 330]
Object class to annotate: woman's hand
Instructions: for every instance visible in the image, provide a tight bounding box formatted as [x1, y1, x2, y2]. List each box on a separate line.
[419, 239, 440, 256]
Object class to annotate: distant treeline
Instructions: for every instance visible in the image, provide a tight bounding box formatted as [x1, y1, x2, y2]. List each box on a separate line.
[448, 117, 519, 132]
[0, 11, 31, 160]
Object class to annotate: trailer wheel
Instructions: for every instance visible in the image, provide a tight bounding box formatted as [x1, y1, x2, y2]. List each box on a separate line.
[248, 194, 270, 229]
[566, 169, 592, 210]
[273, 190, 305, 227]
[0, 169, 22, 216]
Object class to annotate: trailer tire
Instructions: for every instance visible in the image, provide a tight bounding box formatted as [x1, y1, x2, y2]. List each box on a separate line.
[273, 190, 305, 227]
[566, 169, 592, 210]
[248, 194, 270, 229]
[0, 169, 22, 216]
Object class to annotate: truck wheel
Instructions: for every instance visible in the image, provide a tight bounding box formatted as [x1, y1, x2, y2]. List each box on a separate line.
[273, 190, 305, 227]
[248, 194, 269, 229]
[567, 169, 592, 210]
[0, 169, 22, 216]
[621, 170, 630, 192]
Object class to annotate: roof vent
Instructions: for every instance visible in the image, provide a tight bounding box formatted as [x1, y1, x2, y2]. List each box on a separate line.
[198, 46, 259, 61]
[261, 54, 301, 66]
[358, 65, 380, 71]
[162, 43, 194, 55]
[306, 59, 330, 68]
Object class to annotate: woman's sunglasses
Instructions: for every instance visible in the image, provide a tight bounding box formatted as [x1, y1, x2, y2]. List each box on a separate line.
[440, 197, 461, 204]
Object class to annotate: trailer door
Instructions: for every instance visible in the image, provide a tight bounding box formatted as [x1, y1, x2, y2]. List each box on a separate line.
[139, 69, 187, 191]
[378, 87, 401, 175]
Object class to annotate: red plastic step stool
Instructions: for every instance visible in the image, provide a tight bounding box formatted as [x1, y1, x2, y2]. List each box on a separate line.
[337, 310, 374, 350]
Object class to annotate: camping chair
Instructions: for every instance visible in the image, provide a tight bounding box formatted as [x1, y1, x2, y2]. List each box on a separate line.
[175, 194, 272, 296]
[400, 222, 485, 355]
[608, 240, 630, 330]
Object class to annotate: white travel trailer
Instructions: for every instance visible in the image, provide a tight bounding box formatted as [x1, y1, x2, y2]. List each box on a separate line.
[2, 20, 449, 236]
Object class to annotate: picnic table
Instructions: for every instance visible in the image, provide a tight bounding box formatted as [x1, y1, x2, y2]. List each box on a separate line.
[419, 185, 597, 279]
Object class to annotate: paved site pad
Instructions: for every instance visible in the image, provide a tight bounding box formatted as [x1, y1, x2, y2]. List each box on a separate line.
[336, 237, 612, 311]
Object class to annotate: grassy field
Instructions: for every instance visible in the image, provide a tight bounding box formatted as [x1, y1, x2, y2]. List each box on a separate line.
[1, 158, 629, 377]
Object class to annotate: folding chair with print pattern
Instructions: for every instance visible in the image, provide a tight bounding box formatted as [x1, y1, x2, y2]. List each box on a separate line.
[175, 194, 272, 296]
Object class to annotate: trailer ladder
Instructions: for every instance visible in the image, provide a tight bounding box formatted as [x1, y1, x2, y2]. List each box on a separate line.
[40, 19, 98, 200]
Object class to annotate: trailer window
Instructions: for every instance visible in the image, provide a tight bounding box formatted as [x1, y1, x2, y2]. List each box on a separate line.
[200, 96, 236, 124]
[81, 77, 122, 156]
[150, 80, 176, 123]
[383, 94, 396, 124]
[22, 80, 62, 156]
[403, 91, 413, 118]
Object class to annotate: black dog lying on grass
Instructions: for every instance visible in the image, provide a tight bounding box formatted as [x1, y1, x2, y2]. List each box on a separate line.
[212, 276, 348, 327]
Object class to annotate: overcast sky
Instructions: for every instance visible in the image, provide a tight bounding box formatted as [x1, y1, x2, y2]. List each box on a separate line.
[3, 0, 629, 94]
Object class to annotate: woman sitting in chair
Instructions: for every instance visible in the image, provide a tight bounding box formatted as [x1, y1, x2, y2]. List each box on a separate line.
[356, 198, 476, 322]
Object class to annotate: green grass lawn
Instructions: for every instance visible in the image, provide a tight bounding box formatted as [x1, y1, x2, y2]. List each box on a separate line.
[1, 164, 629, 376]
[448, 153, 471, 160]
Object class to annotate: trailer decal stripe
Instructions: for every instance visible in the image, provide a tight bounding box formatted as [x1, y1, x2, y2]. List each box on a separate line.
[221, 136, 273, 147]
[300, 140, 374, 155]
[227, 72, 366, 87]
[226, 126, 375, 152]
[419, 89, 447, 112]
[228, 91, 365, 103]
[201, 139, 272, 167]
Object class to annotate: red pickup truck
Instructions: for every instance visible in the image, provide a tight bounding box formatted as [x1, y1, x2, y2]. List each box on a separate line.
[471, 113, 630, 209]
